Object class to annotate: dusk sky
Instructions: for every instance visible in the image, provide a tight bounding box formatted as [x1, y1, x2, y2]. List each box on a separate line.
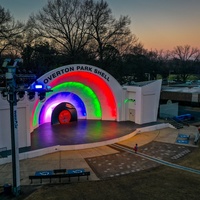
[1, 0, 200, 51]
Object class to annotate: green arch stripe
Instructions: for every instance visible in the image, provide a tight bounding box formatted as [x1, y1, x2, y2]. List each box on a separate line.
[33, 82, 102, 127]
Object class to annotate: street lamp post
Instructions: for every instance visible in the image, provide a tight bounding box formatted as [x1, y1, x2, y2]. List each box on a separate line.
[0, 59, 52, 196]
[4, 61, 21, 196]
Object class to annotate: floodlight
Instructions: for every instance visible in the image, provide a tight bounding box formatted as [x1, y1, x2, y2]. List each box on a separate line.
[17, 91, 25, 100]
[46, 85, 52, 91]
[1, 90, 7, 100]
[35, 84, 43, 89]
[28, 91, 35, 101]
[30, 81, 45, 91]
[38, 92, 46, 102]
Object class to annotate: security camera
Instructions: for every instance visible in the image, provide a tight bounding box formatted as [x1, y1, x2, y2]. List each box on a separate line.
[2, 59, 11, 68]
[2, 58, 23, 68]
[13, 59, 23, 67]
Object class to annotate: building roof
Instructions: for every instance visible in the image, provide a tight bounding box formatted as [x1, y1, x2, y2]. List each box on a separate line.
[162, 86, 200, 94]
[123, 80, 157, 87]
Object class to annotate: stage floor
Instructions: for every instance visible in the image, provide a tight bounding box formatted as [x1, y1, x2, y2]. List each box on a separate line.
[30, 120, 145, 150]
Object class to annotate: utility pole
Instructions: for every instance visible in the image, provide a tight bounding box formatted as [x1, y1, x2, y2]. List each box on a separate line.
[0, 59, 52, 196]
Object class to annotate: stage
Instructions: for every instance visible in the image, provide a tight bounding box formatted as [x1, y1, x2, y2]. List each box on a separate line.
[30, 120, 143, 150]
[0, 120, 163, 161]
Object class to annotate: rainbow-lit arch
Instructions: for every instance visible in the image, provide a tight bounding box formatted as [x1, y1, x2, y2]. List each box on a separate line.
[39, 92, 87, 124]
[32, 82, 101, 127]
[30, 64, 123, 129]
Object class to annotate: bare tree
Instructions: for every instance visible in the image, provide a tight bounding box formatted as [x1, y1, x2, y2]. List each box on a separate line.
[152, 49, 172, 79]
[87, 0, 133, 66]
[0, 5, 25, 58]
[28, 0, 135, 65]
[172, 45, 200, 61]
[29, 0, 92, 62]
[171, 45, 200, 82]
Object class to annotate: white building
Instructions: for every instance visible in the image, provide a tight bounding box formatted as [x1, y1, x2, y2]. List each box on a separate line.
[0, 64, 162, 152]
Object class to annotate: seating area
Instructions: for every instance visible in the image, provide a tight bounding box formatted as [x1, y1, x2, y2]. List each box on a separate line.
[29, 168, 90, 184]
[176, 133, 190, 144]
[176, 132, 200, 145]
[178, 133, 190, 139]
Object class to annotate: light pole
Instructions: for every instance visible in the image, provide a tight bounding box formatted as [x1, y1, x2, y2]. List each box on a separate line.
[2, 59, 22, 196]
[0, 58, 52, 196]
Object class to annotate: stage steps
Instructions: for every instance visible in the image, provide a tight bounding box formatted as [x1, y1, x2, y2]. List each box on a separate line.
[167, 118, 184, 129]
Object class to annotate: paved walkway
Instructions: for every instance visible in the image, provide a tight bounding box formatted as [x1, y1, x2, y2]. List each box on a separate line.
[111, 143, 200, 175]
[0, 125, 198, 186]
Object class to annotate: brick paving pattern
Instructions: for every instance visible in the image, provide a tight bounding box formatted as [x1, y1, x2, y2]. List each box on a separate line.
[85, 141, 195, 179]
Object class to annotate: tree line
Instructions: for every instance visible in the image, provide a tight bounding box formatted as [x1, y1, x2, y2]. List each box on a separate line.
[0, 0, 200, 84]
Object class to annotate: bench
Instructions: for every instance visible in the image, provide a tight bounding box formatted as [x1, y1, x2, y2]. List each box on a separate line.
[53, 169, 66, 174]
[29, 170, 90, 184]
[178, 133, 190, 140]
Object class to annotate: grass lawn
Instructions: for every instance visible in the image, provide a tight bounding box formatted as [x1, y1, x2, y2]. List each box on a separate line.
[11, 145, 199, 200]
[22, 167, 199, 200]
